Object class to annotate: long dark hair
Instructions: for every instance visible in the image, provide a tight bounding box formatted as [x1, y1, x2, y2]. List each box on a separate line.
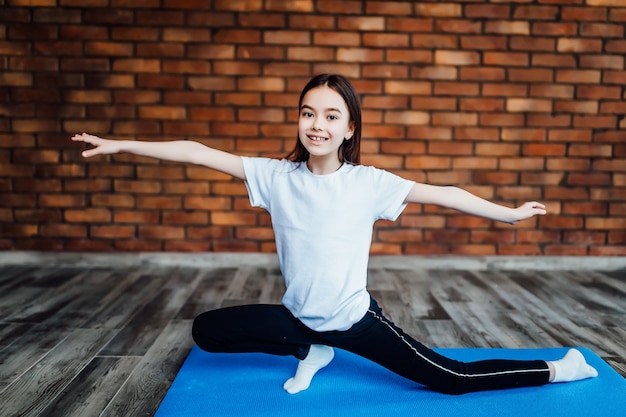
[286, 73, 362, 165]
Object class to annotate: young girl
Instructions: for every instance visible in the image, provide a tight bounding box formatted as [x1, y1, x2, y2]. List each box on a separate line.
[72, 73, 597, 395]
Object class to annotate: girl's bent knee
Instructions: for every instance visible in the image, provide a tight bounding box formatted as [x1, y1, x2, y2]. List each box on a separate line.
[192, 312, 221, 352]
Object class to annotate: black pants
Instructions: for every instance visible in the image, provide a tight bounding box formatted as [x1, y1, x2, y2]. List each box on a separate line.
[192, 297, 550, 395]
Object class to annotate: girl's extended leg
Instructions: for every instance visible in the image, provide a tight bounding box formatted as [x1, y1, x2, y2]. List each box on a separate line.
[320, 298, 551, 395]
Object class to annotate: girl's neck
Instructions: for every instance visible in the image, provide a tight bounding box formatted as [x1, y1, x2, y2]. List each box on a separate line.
[306, 156, 342, 175]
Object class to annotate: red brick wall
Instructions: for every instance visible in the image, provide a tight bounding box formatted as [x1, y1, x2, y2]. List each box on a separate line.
[1, 0, 625, 255]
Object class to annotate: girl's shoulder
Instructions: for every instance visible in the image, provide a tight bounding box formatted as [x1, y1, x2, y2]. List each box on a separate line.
[345, 163, 397, 177]
[241, 156, 301, 175]
[345, 164, 414, 189]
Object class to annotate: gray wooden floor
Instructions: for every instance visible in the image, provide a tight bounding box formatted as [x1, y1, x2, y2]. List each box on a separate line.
[0, 260, 624, 417]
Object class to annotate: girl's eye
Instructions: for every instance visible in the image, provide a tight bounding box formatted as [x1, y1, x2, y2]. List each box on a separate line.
[302, 111, 314, 117]
[327, 114, 338, 121]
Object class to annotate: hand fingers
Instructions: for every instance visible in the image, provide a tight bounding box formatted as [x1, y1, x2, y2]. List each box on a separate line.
[82, 149, 96, 158]
[528, 202, 547, 215]
[527, 201, 545, 209]
[519, 202, 547, 216]
[73, 133, 97, 143]
[71, 133, 101, 158]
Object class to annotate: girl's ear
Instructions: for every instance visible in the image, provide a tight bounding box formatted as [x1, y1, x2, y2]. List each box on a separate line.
[346, 121, 355, 140]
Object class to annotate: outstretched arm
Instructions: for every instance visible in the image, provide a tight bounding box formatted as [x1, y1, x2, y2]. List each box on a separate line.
[71, 133, 245, 180]
[404, 182, 546, 224]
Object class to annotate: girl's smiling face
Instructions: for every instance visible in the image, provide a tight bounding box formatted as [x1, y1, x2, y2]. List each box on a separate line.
[298, 86, 355, 171]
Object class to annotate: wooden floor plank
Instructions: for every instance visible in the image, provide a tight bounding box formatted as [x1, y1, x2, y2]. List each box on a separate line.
[81, 269, 168, 330]
[260, 267, 286, 305]
[0, 324, 72, 390]
[174, 267, 235, 319]
[392, 269, 451, 320]
[0, 328, 116, 417]
[416, 320, 476, 348]
[101, 268, 205, 356]
[38, 356, 141, 417]
[3, 268, 96, 326]
[0, 323, 34, 351]
[99, 320, 193, 417]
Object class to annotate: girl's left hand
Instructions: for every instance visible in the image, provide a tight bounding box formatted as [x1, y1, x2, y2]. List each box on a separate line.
[511, 201, 547, 224]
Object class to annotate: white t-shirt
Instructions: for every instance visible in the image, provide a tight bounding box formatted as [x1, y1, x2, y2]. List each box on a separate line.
[241, 157, 415, 331]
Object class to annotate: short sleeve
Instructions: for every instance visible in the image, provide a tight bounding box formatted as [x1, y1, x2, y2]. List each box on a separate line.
[370, 168, 415, 221]
[241, 157, 294, 211]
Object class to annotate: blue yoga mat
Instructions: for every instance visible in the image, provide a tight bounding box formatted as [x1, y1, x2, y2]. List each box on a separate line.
[155, 347, 625, 417]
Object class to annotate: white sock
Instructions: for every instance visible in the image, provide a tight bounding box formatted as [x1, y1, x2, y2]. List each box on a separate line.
[549, 349, 598, 383]
[283, 344, 334, 394]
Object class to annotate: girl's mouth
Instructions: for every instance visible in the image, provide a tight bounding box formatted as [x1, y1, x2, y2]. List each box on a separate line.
[308, 135, 328, 142]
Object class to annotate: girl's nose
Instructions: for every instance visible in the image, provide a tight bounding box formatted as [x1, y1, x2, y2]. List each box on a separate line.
[312, 118, 323, 130]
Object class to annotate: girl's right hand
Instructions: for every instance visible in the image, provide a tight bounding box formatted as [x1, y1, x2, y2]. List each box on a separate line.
[71, 133, 122, 158]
